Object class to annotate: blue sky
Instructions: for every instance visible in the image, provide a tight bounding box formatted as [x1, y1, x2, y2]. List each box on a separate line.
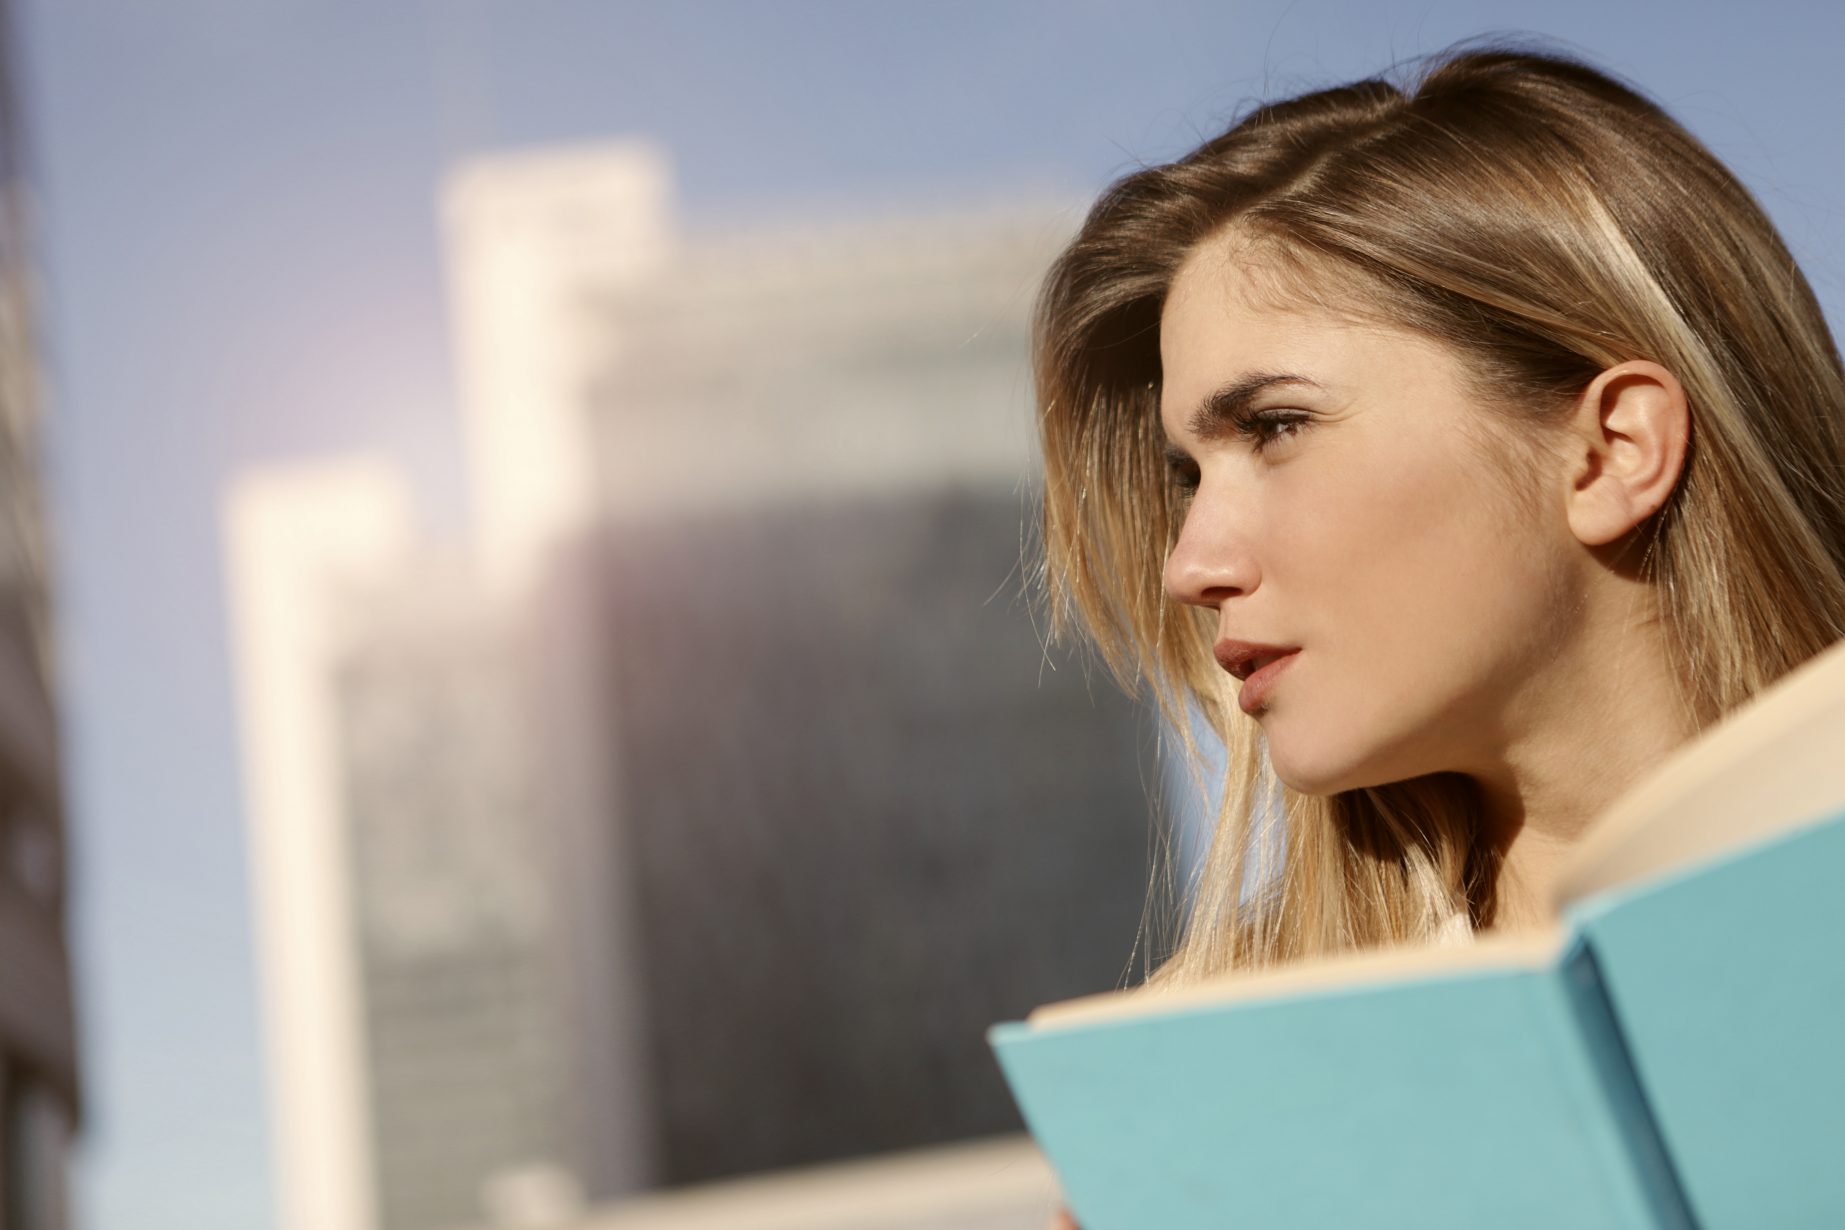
[18, 2, 1843, 1227]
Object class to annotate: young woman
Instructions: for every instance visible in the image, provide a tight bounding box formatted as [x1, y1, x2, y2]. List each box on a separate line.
[1037, 41, 1845, 1229]
[1033, 44, 1845, 997]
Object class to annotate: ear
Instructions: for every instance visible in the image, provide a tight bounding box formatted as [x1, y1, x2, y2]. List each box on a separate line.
[1562, 360, 1690, 549]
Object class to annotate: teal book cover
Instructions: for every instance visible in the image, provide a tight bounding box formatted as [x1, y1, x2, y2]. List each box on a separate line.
[1567, 812, 1845, 1228]
[990, 637, 1845, 1230]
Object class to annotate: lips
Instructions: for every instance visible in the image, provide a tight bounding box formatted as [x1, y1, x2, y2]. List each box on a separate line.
[1214, 640, 1302, 716]
[1214, 640, 1302, 681]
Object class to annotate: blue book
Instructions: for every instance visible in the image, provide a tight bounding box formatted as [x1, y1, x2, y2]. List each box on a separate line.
[989, 636, 1845, 1229]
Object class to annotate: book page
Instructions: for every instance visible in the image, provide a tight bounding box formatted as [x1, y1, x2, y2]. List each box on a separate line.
[1025, 926, 1564, 1030]
[1558, 634, 1845, 906]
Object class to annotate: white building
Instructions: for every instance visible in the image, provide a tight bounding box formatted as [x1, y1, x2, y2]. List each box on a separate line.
[224, 460, 416, 1230]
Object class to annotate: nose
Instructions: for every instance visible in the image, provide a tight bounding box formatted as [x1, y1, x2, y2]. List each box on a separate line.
[1162, 494, 1258, 610]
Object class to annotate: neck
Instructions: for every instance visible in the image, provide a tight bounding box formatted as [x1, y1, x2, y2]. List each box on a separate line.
[1467, 586, 1697, 933]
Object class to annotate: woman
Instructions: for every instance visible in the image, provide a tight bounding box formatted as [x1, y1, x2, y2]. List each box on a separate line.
[1033, 43, 1845, 995]
[1036, 40, 1845, 1229]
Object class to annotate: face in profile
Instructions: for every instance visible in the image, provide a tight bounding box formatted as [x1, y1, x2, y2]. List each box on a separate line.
[1158, 233, 1586, 796]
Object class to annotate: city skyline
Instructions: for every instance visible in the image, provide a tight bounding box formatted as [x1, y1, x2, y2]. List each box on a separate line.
[224, 142, 1150, 1230]
[19, 4, 1845, 1227]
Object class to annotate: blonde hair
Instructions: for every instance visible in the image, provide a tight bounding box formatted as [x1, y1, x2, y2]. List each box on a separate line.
[1034, 45, 1845, 985]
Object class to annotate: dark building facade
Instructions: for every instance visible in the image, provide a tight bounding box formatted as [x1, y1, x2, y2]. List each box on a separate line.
[0, 0, 78, 1224]
[583, 487, 1155, 1184]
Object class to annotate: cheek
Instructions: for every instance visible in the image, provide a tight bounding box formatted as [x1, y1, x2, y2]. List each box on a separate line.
[1263, 441, 1565, 786]
[1271, 441, 1510, 627]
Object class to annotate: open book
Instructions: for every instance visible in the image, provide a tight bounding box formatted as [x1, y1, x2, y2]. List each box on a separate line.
[988, 635, 1845, 1230]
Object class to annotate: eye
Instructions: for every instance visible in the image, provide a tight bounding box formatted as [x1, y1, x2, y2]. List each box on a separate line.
[1239, 409, 1311, 455]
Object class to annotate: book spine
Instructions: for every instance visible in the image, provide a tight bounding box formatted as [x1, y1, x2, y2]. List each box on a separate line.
[1553, 935, 1701, 1230]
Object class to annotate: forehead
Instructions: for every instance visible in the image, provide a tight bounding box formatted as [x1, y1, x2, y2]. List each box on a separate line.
[1162, 230, 1371, 357]
[1157, 232, 1457, 431]
[1160, 240, 1342, 410]
[1167, 228, 1316, 315]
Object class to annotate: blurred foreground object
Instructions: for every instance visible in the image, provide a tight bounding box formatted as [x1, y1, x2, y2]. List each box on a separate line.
[225, 143, 1158, 1230]
[0, 0, 78, 1224]
[459, 1133, 1057, 1230]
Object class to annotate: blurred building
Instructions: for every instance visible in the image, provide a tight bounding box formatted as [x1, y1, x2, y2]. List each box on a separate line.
[225, 461, 418, 1230]
[0, 0, 79, 1224]
[227, 143, 1158, 1230]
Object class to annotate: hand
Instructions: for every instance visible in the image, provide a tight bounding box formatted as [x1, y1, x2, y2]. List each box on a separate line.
[1047, 1206, 1081, 1229]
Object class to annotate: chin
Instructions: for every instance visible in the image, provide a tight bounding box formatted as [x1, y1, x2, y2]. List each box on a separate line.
[1265, 733, 1407, 798]
[1265, 747, 1358, 797]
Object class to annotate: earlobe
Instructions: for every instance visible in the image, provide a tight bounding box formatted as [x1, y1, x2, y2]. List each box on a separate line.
[1563, 360, 1690, 548]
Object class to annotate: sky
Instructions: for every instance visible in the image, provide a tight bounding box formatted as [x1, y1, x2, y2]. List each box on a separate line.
[16, 1, 1845, 1227]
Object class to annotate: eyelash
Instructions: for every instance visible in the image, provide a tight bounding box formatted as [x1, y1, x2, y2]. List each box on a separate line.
[1166, 410, 1310, 494]
[1239, 409, 1310, 454]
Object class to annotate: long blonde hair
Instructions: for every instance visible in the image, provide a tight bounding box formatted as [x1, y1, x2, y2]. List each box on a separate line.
[1034, 45, 1845, 984]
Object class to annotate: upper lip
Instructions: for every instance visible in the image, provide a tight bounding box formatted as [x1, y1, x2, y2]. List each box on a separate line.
[1214, 640, 1300, 681]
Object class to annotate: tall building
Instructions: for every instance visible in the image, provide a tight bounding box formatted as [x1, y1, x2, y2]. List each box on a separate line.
[228, 142, 1161, 1230]
[565, 186, 1155, 1183]
[0, 0, 79, 1223]
[225, 461, 419, 1230]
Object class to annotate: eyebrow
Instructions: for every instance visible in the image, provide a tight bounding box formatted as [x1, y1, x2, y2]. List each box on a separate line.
[1183, 372, 1323, 443]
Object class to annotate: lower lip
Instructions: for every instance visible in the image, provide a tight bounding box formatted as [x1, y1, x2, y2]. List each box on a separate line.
[1237, 651, 1300, 715]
